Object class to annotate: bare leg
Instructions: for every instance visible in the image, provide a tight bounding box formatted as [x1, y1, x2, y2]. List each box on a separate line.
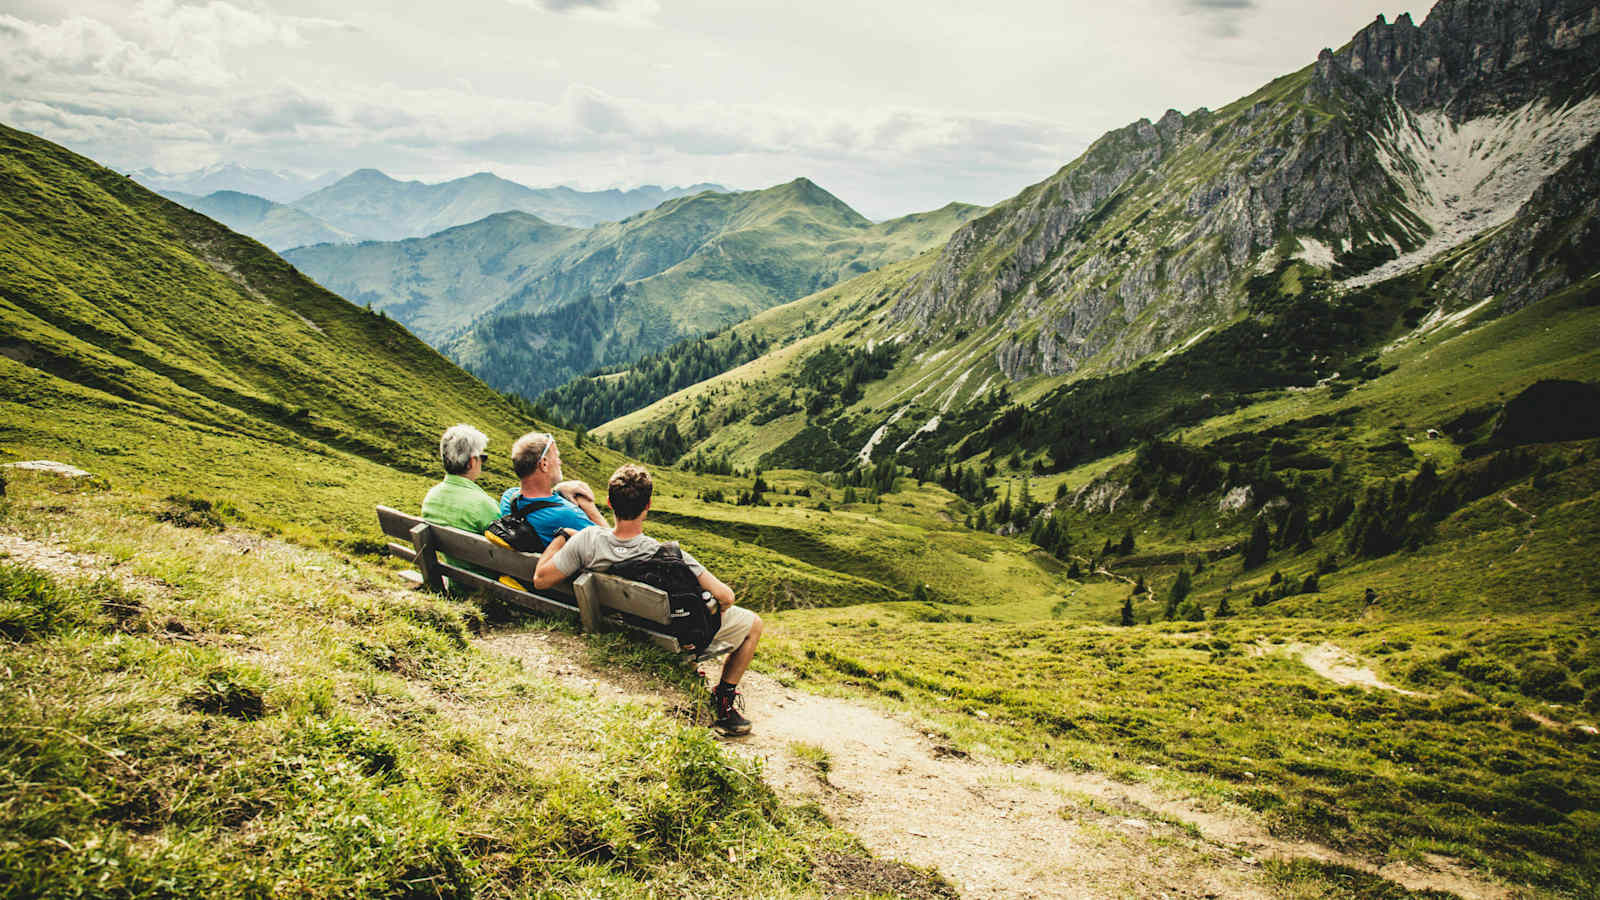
[718, 616, 763, 685]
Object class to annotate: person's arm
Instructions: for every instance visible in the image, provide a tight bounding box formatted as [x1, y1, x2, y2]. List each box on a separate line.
[555, 480, 610, 528]
[696, 568, 735, 611]
[573, 496, 608, 528]
[533, 529, 581, 589]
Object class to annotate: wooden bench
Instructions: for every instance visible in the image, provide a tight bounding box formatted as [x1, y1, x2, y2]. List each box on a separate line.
[375, 505, 711, 654]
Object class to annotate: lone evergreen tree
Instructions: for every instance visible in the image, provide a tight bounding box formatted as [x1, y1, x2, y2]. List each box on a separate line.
[1243, 518, 1271, 569]
[1120, 592, 1135, 627]
[1215, 595, 1233, 618]
[1169, 568, 1192, 606]
[1118, 527, 1135, 555]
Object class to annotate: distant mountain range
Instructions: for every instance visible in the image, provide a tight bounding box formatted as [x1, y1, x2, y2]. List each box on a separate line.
[285, 179, 982, 397]
[150, 166, 730, 250]
[160, 190, 359, 252]
[131, 164, 341, 204]
[291, 170, 728, 239]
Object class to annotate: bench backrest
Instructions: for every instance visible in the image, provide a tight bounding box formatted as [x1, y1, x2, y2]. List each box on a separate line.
[374, 505, 673, 630]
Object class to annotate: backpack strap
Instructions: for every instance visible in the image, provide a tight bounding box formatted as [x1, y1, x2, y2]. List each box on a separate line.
[509, 497, 562, 520]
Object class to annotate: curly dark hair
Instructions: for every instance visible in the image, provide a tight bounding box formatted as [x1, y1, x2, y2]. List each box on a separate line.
[607, 464, 653, 519]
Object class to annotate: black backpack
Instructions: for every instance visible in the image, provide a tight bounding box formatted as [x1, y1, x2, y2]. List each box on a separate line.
[484, 498, 561, 552]
[608, 542, 722, 653]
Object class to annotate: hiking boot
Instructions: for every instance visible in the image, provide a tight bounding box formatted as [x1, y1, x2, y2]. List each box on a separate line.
[711, 685, 752, 736]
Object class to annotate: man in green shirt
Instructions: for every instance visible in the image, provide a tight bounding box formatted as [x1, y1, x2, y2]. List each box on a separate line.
[421, 424, 500, 573]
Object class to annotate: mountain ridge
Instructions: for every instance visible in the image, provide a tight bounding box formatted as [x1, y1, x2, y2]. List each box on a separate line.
[292, 168, 729, 239]
[593, 0, 1600, 480]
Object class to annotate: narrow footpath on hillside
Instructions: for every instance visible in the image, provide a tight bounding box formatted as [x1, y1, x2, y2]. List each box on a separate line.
[0, 527, 1517, 900]
[484, 629, 1515, 900]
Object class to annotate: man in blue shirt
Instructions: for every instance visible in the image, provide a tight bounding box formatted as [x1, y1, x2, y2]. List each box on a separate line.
[499, 431, 609, 549]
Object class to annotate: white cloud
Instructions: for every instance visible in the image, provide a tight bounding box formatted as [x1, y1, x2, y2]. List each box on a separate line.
[502, 0, 660, 27]
[0, 0, 333, 89]
[0, 0, 1420, 218]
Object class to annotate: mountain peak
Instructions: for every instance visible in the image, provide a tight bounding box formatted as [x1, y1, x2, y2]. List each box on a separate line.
[344, 168, 398, 183]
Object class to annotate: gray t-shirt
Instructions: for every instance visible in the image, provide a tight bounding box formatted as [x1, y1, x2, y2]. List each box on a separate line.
[548, 528, 706, 579]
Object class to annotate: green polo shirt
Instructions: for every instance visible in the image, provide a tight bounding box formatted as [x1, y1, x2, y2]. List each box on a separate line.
[421, 474, 500, 573]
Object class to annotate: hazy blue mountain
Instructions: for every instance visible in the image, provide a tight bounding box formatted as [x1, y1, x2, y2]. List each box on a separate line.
[160, 190, 358, 252]
[290, 169, 728, 240]
[130, 163, 340, 204]
[284, 212, 585, 343]
[284, 179, 979, 397]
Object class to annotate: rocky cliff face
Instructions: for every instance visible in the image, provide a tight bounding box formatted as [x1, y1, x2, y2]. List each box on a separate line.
[1328, 0, 1600, 118]
[889, 0, 1600, 383]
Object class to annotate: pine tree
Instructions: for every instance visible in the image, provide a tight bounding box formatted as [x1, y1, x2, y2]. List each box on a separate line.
[1133, 573, 1147, 595]
[1243, 518, 1270, 569]
[1169, 568, 1192, 606]
[1068, 560, 1082, 580]
[1120, 592, 1135, 627]
[1215, 595, 1233, 617]
[1118, 527, 1135, 555]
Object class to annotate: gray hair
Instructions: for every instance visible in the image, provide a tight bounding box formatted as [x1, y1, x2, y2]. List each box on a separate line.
[439, 424, 488, 475]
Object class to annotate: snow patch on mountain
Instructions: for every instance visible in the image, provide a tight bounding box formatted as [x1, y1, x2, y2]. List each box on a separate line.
[1348, 97, 1600, 289]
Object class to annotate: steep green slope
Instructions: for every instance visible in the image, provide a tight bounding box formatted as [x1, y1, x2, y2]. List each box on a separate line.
[0, 123, 547, 483]
[161, 189, 357, 251]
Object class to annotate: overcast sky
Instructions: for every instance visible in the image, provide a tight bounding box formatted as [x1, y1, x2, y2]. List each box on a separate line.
[1, 0, 1432, 219]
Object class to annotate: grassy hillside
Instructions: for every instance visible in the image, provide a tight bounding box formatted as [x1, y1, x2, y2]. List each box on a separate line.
[0, 124, 548, 481]
[0, 470, 925, 898]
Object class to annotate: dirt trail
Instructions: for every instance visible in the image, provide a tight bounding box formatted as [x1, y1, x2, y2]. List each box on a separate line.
[486, 630, 1515, 900]
[0, 529, 1516, 900]
[1287, 641, 1427, 697]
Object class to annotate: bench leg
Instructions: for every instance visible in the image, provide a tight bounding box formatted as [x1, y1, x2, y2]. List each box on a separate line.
[410, 522, 444, 593]
[573, 573, 602, 634]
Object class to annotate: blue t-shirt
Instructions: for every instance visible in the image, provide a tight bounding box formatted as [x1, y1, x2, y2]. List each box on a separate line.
[498, 487, 596, 549]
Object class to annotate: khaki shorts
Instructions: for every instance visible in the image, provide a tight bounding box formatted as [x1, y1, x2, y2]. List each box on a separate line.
[704, 604, 758, 657]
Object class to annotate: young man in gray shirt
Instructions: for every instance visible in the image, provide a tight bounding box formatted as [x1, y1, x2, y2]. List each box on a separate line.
[533, 464, 763, 735]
